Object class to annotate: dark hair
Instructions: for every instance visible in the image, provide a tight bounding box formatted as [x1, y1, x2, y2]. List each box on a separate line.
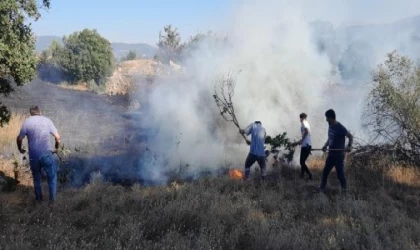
[325, 109, 336, 119]
[30, 105, 41, 115]
[299, 113, 307, 119]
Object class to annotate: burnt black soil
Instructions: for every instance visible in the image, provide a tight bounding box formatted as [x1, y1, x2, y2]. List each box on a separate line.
[3, 79, 151, 186]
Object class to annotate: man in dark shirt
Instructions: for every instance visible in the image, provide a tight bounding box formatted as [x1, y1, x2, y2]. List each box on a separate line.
[319, 109, 353, 192]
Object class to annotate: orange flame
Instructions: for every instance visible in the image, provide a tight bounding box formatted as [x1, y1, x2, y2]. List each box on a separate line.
[228, 168, 244, 180]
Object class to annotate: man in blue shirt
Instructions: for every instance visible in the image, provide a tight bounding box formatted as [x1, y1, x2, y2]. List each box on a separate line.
[17, 106, 61, 205]
[240, 121, 267, 180]
[320, 109, 353, 192]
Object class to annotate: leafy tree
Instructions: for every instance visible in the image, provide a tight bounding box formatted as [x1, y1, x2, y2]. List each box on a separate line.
[59, 29, 114, 85]
[122, 50, 137, 61]
[0, 0, 50, 126]
[37, 40, 65, 83]
[156, 25, 183, 63]
[364, 51, 420, 160]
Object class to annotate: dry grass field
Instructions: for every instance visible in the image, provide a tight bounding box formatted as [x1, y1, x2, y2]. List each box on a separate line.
[1, 148, 419, 249]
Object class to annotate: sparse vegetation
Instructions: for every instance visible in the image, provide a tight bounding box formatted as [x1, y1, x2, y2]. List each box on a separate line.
[363, 51, 420, 164]
[122, 50, 138, 61]
[156, 25, 183, 64]
[155, 27, 228, 64]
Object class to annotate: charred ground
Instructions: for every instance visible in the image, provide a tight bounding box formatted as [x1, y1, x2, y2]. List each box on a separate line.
[2, 79, 152, 185]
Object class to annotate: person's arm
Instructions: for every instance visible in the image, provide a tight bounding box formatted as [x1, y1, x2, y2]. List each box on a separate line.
[322, 139, 329, 151]
[49, 120, 61, 151]
[240, 123, 253, 136]
[240, 124, 253, 145]
[16, 123, 26, 154]
[346, 131, 353, 152]
[16, 136, 26, 154]
[53, 132, 61, 151]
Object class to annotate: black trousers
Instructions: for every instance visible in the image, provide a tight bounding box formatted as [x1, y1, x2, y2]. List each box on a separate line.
[300, 146, 312, 178]
[320, 153, 346, 191]
[244, 153, 266, 179]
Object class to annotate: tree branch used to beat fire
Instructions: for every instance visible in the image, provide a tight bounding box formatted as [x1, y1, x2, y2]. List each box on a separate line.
[212, 71, 297, 163]
[213, 70, 247, 142]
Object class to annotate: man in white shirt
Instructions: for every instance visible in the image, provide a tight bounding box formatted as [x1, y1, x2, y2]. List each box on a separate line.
[294, 113, 313, 180]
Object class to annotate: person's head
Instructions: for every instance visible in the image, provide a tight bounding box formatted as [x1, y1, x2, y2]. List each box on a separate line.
[299, 113, 307, 123]
[29, 105, 41, 116]
[325, 109, 336, 125]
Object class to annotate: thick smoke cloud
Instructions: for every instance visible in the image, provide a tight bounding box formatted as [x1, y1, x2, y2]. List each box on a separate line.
[135, 0, 420, 184]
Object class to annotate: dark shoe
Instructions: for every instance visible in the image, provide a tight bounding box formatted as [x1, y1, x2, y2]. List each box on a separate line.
[308, 175, 313, 180]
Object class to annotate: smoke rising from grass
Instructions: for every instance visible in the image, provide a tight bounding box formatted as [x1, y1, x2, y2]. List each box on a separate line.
[136, 0, 420, 184]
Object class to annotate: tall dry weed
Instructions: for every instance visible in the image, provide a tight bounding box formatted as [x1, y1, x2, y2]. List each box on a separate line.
[0, 113, 27, 154]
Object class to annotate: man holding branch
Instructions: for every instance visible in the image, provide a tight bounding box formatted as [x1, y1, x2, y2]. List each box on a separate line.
[319, 109, 353, 193]
[240, 121, 267, 180]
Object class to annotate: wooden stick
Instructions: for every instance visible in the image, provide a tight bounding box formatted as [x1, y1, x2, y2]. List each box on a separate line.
[311, 148, 350, 151]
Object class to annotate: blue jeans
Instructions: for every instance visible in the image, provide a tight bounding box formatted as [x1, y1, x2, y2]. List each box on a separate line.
[30, 152, 59, 201]
[320, 153, 347, 191]
[244, 153, 267, 179]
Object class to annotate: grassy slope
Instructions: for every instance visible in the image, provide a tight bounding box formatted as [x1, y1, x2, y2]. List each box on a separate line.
[1, 158, 420, 249]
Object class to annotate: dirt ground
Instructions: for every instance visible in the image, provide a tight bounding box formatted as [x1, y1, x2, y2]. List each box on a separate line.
[2, 79, 150, 185]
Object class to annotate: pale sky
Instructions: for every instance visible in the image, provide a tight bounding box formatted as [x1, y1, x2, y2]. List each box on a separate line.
[32, 0, 420, 45]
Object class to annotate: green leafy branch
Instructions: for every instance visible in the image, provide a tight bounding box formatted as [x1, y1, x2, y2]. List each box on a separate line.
[265, 133, 298, 163]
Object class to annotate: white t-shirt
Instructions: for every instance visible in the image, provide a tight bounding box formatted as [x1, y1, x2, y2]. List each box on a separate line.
[300, 120, 312, 147]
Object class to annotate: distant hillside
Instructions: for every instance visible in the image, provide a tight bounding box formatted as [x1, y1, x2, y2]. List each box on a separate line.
[35, 36, 157, 59]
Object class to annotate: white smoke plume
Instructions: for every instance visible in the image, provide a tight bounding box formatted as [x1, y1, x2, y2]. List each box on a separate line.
[135, 0, 420, 183]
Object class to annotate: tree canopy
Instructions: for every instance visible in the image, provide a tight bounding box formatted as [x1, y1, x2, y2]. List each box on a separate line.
[156, 25, 183, 63]
[0, 0, 50, 126]
[364, 51, 420, 162]
[60, 29, 115, 84]
[38, 29, 115, 86]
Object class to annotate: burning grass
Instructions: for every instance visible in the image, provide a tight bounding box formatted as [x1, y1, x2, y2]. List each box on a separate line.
[1, 157, 420, 249]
